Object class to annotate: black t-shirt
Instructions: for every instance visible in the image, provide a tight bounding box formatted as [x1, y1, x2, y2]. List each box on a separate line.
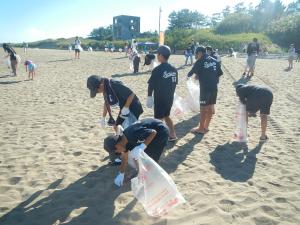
[148, 62, 178, 104]
[247, 42, 260, 55]
[123, 118, 168, 151]
[110, 79, 143, 119]
[237, 85, 273, 109]
[188, 54, 223, 93]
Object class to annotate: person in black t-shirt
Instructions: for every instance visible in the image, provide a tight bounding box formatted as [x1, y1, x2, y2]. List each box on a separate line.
[187, 46, 223, 134]
[236, 84, 273, 141]
[243, 38, 260, 77]
[87, 75, 143, 131]
[147, 45, 178, 141]
[104, 118, 169, 187]
[3, 43, 18, 76]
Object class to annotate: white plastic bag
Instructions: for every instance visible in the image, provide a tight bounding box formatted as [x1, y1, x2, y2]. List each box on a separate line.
[186, 79, 200, 112]
[171, 93, 185, 118]
[234, 100, 248, 142]
[131, 151, 186, 217]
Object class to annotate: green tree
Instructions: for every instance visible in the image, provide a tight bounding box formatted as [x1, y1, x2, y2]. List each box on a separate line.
[89, 25, 112, 41]
[222, 6, 231, 18]
[215, 13, 253, 34]
[168, 9, 207, 30]
[267, 14, 300, 47]
[234, 2, 247, 13]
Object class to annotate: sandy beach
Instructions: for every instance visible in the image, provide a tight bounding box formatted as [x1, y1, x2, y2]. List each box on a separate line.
[0, 48, 299, 225]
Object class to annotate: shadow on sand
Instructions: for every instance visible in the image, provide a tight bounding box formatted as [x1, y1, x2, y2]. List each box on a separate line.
[209, 141, 264, 182]
[0, 116, 204, 225]
[47, 59, 73, 63]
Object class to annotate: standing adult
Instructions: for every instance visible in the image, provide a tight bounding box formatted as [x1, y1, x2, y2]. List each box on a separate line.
[23, 42, 28, 53]
[187, 46, 223, 134]
[236, 84, 273, 141]
[185, 43, 193, 66]
[288, 44, 296, 70]
[243, 38, 260, 78]
[74, 36, 82, 59]
[3, 43, 18, 76]
[87, 75, 143, 130]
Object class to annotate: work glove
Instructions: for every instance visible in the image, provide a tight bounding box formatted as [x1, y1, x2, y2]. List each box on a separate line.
[131, 143, 147, 160]
[114, 172, 125, 187]
[146, 96, 154, 109]
[98, 117, 106, 128]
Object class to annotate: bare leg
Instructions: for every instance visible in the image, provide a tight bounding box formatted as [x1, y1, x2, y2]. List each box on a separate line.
[192, 106, 207, 133]
[260, 114, 268, 139]
[204, 105, 213, 131]
[164, 116, 177, 139]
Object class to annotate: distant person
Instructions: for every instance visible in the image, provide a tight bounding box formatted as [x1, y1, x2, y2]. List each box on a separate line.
[206, 46, 221, 63]
[131, 39, 138, 52]
[191, 39, 196, 54]
[187, 46, 223, 134]
[288, 44, 296, 70]
[147, 45, 178, 141]
[228, 48, 234, 57]
[243, 38, 260, 78]
[23, 42, 28, 53]
[236, 84, 273, 142]
[132, 52, 140, 73]
[68, 44, 72, 52]
[184, 43, 193, 66]
[24, 60, 37, 80]
[87, 75, 143, 131]
[104, 118, 169, 187]
[124, 43, 128, 56]
[3, 43, 18, 76]
[74, 36, 82, 59]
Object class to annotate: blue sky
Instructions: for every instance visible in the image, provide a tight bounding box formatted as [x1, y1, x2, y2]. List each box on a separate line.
[0, 0, 295, 43]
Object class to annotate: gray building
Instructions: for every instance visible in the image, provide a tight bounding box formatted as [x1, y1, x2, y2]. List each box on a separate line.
[113, 15, 140, 40]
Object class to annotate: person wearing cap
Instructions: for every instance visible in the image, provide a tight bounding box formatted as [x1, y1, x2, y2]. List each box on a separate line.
[3, 43, 18, 76]
[243, 38, 260, 77]
[147, 45, 178, 141]
[288, 44, 296, 70]
[235, 84, 273, 141]
[104, 118, 169, 187]
[87, 75, 143, 130]
[187, 46, 223, 134]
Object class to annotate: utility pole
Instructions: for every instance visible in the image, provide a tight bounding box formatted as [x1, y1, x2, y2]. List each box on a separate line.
[159, 6, 162, 35]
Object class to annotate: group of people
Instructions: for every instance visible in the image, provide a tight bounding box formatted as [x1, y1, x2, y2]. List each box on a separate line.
[3, 43, 37, 79]
[86, 42, 274, 187]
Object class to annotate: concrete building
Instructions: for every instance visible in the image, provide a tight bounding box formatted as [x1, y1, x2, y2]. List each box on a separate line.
[113, 15, 140, 40]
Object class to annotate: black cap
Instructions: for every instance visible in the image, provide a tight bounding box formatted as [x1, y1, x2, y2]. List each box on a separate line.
[87, 75, 102, 98]
[157, 45, 171, 58]
[104, 135, 119, 152]
[195, 46, 206, 54]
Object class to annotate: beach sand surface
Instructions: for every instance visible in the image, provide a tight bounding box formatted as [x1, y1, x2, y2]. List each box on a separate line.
[0, 49, 299, 225]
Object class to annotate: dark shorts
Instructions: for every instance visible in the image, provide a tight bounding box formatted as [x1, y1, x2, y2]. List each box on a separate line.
[247, 93, 273, 115]
[145, 128, 169, 162]
[75, 49, 80, 53]
[200, 91, 217, 106]
[154, 99, 173, 119]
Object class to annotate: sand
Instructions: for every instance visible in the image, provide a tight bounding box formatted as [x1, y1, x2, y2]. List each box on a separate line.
[0, 48, 299, 225]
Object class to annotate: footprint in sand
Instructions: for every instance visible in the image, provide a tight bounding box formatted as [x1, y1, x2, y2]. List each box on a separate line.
[218, 199, 236, 212]
[8, 177, 22, 185]
[73, 151, 82, 156]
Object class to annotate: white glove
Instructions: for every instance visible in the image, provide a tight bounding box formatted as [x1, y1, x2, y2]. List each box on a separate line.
[99, 117, 106, 127]
[146, 96, 154, 108]
[121, 107, 130, 116]
[114, 172, 125, 187]
[131, 143, 147, 160]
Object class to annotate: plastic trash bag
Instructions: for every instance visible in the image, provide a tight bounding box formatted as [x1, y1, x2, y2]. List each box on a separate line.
[186, 79, 200, 112]
[234, 100, 247, 142]
[171, 93, 186, 117]
[131, 151, 186, 217]
[122, 112, 137, 129]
